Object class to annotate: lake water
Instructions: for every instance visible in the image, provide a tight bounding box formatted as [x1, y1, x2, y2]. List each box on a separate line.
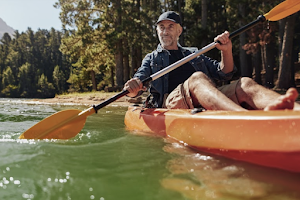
[0, 98, 300, 200]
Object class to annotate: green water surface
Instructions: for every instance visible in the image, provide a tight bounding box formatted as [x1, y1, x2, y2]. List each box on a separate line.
[0, 98, 300, 200]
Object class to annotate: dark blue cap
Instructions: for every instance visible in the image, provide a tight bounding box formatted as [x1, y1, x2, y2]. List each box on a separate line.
[156, 11, 182, 26]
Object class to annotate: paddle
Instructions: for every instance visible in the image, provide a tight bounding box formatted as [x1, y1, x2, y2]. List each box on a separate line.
[19, 0, 300, 139]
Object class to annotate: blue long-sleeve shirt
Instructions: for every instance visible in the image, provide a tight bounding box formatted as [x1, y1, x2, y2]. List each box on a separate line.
[133, 43, 237, 108]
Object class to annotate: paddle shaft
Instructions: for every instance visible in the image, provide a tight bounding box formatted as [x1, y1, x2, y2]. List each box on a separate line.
[230, 15, 266, 39]
[92, 15, 267, 113]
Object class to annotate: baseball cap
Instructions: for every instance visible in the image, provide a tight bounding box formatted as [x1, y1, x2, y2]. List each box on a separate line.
[156, 11, 182, 26]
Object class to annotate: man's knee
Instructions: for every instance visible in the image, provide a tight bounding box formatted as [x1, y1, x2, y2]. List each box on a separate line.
[239, 77, 257, 90]
[188, 72, 210, 90]
[189, 72, 210, 83]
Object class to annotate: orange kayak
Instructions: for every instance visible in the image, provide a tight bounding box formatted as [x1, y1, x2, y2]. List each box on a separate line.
[124, 105, 300, 173]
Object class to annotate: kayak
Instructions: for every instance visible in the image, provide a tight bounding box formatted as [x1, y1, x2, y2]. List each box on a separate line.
[124, 105, 300, 173]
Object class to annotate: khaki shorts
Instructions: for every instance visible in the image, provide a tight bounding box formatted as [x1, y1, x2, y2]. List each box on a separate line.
[165, 79, 240, 109]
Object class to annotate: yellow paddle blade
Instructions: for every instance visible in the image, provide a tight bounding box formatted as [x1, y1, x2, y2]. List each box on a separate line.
[264, 0, 300, 21]
[19, 107, 95, 139]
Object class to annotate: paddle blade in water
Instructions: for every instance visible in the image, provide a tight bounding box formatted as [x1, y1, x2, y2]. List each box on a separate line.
[264, 0, 300, 21]
[19, 109, 89, 139]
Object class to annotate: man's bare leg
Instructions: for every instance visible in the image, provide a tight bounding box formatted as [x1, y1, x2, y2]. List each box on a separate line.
[188, 72, 247, 111]
[235, 77, 300, 111]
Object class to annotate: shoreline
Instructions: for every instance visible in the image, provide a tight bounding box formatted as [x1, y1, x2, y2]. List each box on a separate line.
[28, 94, 144, 107]
[5, 89, 300, 107]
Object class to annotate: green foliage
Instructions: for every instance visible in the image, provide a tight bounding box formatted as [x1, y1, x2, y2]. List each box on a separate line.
[58, 0, 116, 91]
[1, 85, 18, 97]
[2, 67, 15, 87]
[67, 65, 91, 92]
[53, 65, 67, 94]
[18, 63, 36, 97]
[0, 28, 71, 98]
[37, 74, 55, 98]
[1, 0, 299, 97]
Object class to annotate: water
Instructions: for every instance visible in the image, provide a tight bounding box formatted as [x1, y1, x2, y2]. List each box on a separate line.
[0, 98, 300, 200]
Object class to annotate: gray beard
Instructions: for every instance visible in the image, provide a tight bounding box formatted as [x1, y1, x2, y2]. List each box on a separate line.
[159, 37, 178, 49]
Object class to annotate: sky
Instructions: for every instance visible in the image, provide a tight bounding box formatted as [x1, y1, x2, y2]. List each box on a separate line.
[0, 0, 62, 32]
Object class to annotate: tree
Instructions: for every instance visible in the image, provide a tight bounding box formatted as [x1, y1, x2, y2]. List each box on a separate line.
[238, 2, 251, 77]
[260, 22, 276, 88]
[0, 33, 12, 75]
[37, 74, 55, 98]
[2, 67, 15, 87]
[113, 0, 124, 87]
[18, 62, 37, 97]
[0, 25, 70, 97]
[276, 13, 297, 89]
[57, 0, 115, 91]
[1, 66, 18, 97]
[201, 0, 208, 48]
[53, 65, 66, 94]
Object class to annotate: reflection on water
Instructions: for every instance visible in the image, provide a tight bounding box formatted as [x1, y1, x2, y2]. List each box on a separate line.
[161, 139, 300, 200]
[0, 98, 300, 200]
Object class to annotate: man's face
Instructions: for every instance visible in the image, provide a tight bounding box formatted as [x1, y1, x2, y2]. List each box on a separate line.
[156, 20, 182, 50]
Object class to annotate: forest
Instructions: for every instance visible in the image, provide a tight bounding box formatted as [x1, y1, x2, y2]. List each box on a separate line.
[0, 0, 299, 98]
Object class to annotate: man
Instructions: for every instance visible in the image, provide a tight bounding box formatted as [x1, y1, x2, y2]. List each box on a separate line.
[124, 11, 300, 111]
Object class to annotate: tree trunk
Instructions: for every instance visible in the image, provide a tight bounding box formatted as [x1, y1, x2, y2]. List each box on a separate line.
[131, 46, 137, 77]
[253, 47, 262, 85]
[264, 22, 276, 88]
[110, 66, 115, 87]
[276, 14, 296, 89]
[201, 0, 208, 48]
[131, 0, 142, 77]
[115, 0, 124, 87]
[123, 38, 130, 82]
[261, 45, 265, 73]
[115, 45, 124, 86]
[178, 0, 184, 46]
[136, 45, 142, 73]
[278, 18, 287, 61]
[131, 46, 141, 77]
[238, 3, 251, 77]
[136, 0, 142, 75]
[264, 40, 275, 88]
[90, 70, 97, 91]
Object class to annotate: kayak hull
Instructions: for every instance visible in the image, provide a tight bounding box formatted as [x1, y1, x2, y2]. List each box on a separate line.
[124, 106, 300, 173]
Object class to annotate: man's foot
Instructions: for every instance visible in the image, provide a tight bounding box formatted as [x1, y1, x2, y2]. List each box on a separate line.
[264, 88, 299, 111]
